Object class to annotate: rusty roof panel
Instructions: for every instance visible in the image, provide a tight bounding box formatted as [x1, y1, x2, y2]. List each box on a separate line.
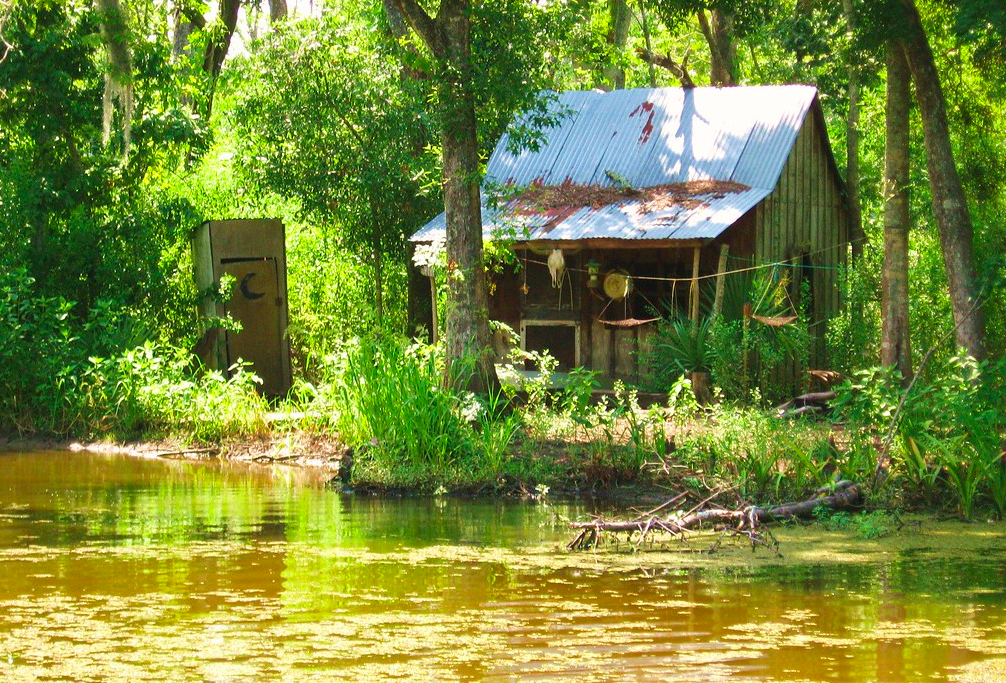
[411, 186, 771, 244]
[413, 85, 819, 243]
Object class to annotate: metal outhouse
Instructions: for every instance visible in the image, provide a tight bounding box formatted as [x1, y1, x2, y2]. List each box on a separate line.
[191, 219, 291, 395]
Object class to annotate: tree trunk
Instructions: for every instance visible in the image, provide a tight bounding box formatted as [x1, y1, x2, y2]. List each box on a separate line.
[372, 218, 384, 326]
[842, 0, 864, 260]
[898, 0, 985, 360]
[602, 0, 632, 90]
[202, 0, 241, 119]
[697, 9, 735, 86]
[268, 0, 287, 23]
[439, 6, 496, 392]
[172, 11, 195, 60]
[638, 0, 657, 87]
[390, 0, 498, 393]
[882, 43, 913, 383]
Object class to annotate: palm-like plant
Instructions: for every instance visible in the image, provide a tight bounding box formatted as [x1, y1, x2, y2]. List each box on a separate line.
[649, 315, 716, 383]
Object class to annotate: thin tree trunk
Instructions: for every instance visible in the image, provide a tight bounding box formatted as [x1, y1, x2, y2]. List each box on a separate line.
[898, 0, 985, 360]
[883, 43, 913, 383]
[638, 0, 657, 87]
[372, 213, 384, 326]
[603, 0, 631, 90]
[440, 11, 495, 391]
[172, 12, 194, 60]
[842, 0, 864, 260]
[697, 9, 735, 86]
[203, 0, 241, 119]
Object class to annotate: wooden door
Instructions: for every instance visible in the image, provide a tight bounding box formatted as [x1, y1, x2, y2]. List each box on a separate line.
[222, 258, 283, 394]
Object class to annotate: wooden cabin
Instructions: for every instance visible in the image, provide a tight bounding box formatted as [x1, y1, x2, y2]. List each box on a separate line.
[411, 85, 849, 386]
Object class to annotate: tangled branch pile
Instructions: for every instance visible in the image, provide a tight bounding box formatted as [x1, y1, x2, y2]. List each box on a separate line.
[567, 480, 861, 552]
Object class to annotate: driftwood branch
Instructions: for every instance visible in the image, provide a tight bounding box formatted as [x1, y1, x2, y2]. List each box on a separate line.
[568, 481, 861, 551]
[156, 447, 219, 459]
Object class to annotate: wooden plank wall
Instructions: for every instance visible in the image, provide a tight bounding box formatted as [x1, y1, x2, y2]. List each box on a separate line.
[755, 106, 848, 367]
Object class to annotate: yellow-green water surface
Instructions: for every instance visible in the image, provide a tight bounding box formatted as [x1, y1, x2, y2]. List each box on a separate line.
[2, 451, 1006, 682]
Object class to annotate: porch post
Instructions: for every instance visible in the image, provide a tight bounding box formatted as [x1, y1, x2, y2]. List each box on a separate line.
[689, 246, 701, 323]
[712, 244, 729, 318]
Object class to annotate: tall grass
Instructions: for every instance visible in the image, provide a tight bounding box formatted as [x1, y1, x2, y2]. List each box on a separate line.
[80, 343, 268, 441]
[328, 337, 523, 490]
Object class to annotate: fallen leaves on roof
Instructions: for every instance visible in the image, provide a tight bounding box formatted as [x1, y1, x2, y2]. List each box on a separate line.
[510, 179, 750, 216]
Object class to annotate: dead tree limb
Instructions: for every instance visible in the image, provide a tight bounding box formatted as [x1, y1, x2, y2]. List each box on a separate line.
[635, 47, 695, 88]
[156, 447, 219, 459]
[568, 481, 861, 551]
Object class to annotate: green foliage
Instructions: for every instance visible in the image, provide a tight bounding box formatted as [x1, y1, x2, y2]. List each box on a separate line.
[833, 355, 1006, 519]
[826, 254, 882, 374]
[324, 337, 526, 490]
[228, 14, 437, 262]
[0, 267, 265, 438]
[81, 344, 268, 441]
[707, 272, 811, 402]
[814, 508, 897, 540]
[670, 406, 834, 502]
[646, 315, 716, 382]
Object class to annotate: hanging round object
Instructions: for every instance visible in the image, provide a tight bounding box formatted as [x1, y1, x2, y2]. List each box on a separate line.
[603, 269, 633, 300]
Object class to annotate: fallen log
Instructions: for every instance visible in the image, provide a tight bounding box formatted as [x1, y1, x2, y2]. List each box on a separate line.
[156, 447, 219, 460]
[568, 480, 861, 551]
[775, 390, 836, 418]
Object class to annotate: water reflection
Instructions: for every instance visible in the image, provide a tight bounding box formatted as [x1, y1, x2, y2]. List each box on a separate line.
[1, 451, 1005, 682]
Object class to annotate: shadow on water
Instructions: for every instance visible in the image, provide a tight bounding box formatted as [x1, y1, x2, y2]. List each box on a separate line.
[2, 450, 1006, 682]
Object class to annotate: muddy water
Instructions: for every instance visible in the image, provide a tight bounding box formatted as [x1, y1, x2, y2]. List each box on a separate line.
[2, 452, 1006, 682]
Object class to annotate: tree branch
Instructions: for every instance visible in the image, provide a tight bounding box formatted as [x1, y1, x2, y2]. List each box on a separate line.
[636, 47, 695, 88]
[0, 4, 12, 65]
[180, 6, 206, 30]
[388, 0, 443, 56]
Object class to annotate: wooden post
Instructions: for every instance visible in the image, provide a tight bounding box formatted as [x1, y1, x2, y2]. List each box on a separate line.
[712, 244, 729, 318]
[689, 246, 701, 323]
[742, 302, 751, 395]
[429, 275, 438, 344]
[421, 265, 439, 344]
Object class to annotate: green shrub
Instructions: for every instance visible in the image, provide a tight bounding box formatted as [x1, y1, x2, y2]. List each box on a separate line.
[645, 315, 716, 386]
[832, 354, 1006, 518]
[0, 268, 267, 439]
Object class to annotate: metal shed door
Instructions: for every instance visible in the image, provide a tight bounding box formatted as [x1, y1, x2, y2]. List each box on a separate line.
[222, 258, 283, 395]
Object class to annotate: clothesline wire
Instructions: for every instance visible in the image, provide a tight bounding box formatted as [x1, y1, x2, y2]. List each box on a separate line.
[517, 234, 866, 284]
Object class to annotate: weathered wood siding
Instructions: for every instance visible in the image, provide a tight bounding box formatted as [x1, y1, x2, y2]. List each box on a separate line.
[753, 104, 849, 366]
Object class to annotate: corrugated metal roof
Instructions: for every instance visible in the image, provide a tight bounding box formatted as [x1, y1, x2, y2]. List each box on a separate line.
[412, 85, 818, 244]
